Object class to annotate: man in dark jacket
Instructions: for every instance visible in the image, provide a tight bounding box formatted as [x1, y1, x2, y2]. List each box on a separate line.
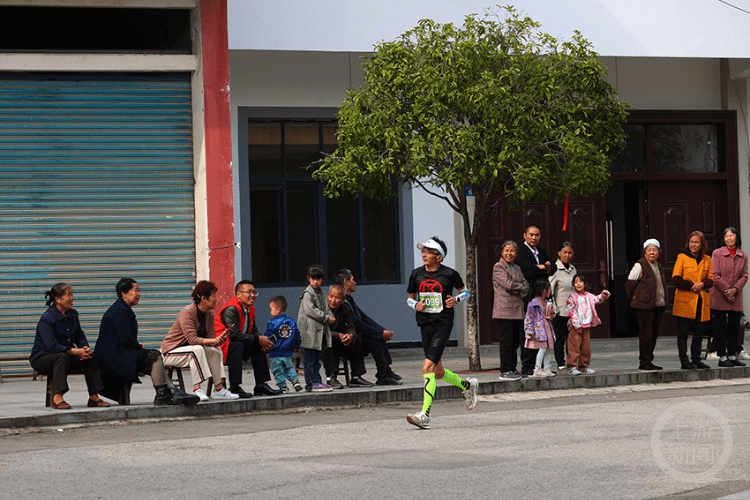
[323, 284, 373, 389]
[515, 224, 556, 376]
[334, 269, 402, 385]
[214, 280, 280, 398]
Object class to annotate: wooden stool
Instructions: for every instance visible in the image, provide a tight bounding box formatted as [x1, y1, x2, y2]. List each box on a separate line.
[167, 366, 213, 396]
[335, 357, 351, 385]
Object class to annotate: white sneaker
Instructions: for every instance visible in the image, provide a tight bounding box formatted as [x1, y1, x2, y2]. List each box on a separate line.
[706, 352, 719, 360]
[463, 377, 478, 410]
[582, 368, 596, 374]
[739, 351, 750, 360]
[532, 366, 547, 378]
[212, 387, 239, 400]
[542, 366, 555, 377]
[406, 411, 431, 429]
[569, 368, 582, 375]
[193, 388, 209, 402]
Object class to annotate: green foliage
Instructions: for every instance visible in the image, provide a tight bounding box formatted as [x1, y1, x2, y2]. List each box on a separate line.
[314, 6, 630, 211]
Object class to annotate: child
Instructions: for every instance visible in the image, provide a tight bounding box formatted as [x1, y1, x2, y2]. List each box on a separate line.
[297, 265, 335, 392]
[566, 274, 610, 375]
[265, 295, 303, 393]
[524, 279, 556, 378]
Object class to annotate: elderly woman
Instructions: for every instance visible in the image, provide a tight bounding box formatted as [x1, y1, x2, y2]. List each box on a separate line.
[626, 239, 668, 372]
[672, 231, 713, 370]
[493, 240, 530, 380]
[29, 283, 109, 409]
[161, 281, 237, 401]
[95, 278, 199, 406]
[710, 227, 749, 368]
[548, 241, 576, 373]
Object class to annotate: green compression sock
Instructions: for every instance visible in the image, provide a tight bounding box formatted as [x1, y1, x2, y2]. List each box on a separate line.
[441, 368, 470, 390]
[421, 373, 436, 416]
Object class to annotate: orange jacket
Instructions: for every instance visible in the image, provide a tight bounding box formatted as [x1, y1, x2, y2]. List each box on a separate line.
[672, 251, 713, 321]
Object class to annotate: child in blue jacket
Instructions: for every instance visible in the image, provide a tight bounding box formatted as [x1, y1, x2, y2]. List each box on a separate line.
[265, 295, 302, 392]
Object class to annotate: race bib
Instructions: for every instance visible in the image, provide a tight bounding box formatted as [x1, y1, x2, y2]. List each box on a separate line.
[419, 291, 443, 313]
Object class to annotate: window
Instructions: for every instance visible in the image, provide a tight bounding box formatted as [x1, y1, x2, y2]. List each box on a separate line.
[612, 117, 724, 175]
[246, 119, 399, 286]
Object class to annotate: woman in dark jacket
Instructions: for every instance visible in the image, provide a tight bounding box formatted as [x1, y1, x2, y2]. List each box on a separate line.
[95, 278, 199, 406]
[30, 283, 109, 409]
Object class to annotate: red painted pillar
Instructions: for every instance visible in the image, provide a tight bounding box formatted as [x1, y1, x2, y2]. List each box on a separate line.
[201, 0, 235, 302]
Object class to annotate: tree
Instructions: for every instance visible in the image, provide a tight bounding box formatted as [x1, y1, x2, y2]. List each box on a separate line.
[314, 6, 631, 371]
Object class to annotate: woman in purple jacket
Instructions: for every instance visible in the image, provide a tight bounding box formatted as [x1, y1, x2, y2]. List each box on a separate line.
[710, 227, 748, 367]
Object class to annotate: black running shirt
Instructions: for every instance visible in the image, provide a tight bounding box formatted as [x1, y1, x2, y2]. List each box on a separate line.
[407, 265, 465, 327]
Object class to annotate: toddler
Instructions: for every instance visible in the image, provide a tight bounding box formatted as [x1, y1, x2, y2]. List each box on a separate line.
[265, 295, 303, 393]
[297, 265, 335, 392]
[524, 279, 556, 378]
[566, 274, 610, 375]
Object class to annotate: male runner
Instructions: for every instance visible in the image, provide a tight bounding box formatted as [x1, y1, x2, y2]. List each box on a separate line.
[406, 236, 478, 429]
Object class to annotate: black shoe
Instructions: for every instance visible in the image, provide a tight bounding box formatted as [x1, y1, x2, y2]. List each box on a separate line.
[228, 385, 253, 399]
[327, 375, 344, 389]
[171, 386, 200, 406]
[376, 376, 402, 386]
[254, 383, 282, 396]
[348, 376, 374, 387]
[521, 369, 534, 376]
[639, 363, 660, 372]
[153, 384, 178, 406]
[730, 358, 746, 367]
[681, 362, 696, 370]
[388, 371, 402, 381]
[693, 361, 711, 369]
[718, 359, 735, 368]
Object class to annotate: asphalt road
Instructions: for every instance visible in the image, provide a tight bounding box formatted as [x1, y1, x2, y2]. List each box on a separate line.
[2, 382, 750, 500]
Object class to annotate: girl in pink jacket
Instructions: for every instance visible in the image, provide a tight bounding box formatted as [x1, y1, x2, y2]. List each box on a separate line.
[566, 274, 610, 375]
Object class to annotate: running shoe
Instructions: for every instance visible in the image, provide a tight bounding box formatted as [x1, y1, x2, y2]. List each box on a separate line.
[293, 381, 304, 392]
[464, 377, 478, 410]
[568, 368, 582, 375]
[499, 372, 521, 381]
[739, 351, 750, 360]
[311, 383, 333, 392]
[212, 387, 240, 400]
[581, 368, 596, 374]
[542, 366, 555, 377]
[406, 411, 431, 429]
[706, 352, 719, 360]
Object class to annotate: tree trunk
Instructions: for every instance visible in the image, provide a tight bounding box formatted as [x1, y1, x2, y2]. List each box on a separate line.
[465, 238, 482, 371]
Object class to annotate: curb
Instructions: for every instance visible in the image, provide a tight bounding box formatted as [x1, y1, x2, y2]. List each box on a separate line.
[2, 367, 748, 430]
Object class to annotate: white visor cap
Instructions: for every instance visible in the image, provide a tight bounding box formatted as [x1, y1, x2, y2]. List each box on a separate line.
[417, 239, 446, 257]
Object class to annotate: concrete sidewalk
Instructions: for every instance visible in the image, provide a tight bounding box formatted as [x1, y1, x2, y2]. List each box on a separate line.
[2, 335, 749, 430]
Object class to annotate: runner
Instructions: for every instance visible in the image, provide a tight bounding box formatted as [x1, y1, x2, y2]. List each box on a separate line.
[406, 237, 478, 429]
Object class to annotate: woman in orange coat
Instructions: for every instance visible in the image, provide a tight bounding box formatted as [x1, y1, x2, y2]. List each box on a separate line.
[672, 231, 713, 370]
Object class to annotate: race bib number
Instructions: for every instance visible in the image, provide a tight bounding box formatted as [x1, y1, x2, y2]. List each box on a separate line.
[419, 292, 443, 313]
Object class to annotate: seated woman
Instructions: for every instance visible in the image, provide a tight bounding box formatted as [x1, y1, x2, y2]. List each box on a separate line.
[95, 278, 199, 406]
[29, 283, 110, 409]
[161, 281, 238, 401]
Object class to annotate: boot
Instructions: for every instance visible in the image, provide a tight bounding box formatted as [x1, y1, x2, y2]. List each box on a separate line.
[154, 384, 177, 406]
[171, 385, 200, 406]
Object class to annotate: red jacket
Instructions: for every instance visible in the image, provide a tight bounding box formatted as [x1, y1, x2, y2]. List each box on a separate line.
[214, 296, 255, 362]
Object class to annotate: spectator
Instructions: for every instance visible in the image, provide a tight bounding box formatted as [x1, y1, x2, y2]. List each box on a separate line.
[161, 280, 238, 401]
[215, 280, 281, 398]
[515, 224, 556, 376]
[493, 240, 530, 380]
[265, 295, 303, 393]
[96, 278, 199, 406]
[672, 231, 713, 371]
[30, 283, 109, 409]
[298, 265, 334, 392]
[710, 227, 748, 368]
[566, 274, 610, 375]
[626, 239, 668, 373]
[549, 242, 577, 373]
[323, 284, 374, 388]
[334, 269, 402, 385]
[524, 279, 556, 378]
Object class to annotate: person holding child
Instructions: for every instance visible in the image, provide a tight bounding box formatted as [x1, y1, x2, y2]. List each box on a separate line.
[524, 279, 557, 378]
[566, 274, 610, 375]
[298, 265, 334, 392]
[265, 295, 303, 393]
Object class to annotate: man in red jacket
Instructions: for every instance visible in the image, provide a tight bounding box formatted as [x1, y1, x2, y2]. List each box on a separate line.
[215, 280, 281, 398]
